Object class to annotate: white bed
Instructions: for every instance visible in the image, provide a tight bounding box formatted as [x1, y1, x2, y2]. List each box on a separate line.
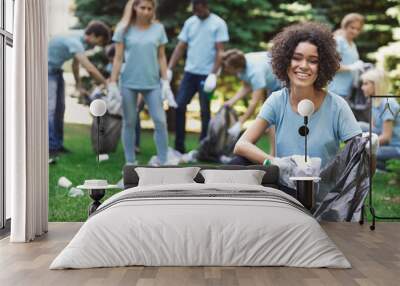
[50, 183, 350, 269]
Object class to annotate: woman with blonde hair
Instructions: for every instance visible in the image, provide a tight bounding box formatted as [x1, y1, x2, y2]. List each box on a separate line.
[328, 13, 365, 98]
[109, 0, 176, 165]
[361, 68, 400, 169]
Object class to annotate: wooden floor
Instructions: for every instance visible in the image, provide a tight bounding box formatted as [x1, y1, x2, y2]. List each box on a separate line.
[0, 222, 399, 286]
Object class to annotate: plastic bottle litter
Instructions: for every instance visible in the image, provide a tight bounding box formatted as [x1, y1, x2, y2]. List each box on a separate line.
[58, 176, 73, 188]
[68, 187, 84, 198]
[99, 153, 109, 162]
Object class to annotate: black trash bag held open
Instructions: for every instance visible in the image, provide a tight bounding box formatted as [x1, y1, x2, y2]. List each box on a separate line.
[197, 106, 239, 162]
[91, 114, 122, 154]
[313, 136, 370, 222]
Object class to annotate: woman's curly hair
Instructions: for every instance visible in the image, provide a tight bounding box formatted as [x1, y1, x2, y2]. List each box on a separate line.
[271, 22, 340, 89]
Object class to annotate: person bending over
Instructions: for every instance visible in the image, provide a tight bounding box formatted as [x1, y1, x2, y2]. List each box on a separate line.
[48, 20, 111, 158]
[221, 49, 283, 155]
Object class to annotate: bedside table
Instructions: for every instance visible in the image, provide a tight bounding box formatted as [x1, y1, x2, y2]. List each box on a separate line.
[77, 180, 119, 216]
[289, 177, 320, 211]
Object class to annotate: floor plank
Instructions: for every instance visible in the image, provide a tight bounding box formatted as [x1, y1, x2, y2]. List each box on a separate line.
[0, 222, 399, 286]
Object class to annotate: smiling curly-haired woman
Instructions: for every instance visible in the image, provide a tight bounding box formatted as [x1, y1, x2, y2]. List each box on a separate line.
[233, 21, 362, 169]
[271, 22, 340, 89]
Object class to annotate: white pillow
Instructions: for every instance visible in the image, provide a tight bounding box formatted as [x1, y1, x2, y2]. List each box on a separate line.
[200, 169, 265, 185]
[135, 167, 201, 186]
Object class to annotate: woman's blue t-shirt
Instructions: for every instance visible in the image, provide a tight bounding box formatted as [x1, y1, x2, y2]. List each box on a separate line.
[328, 35, 360, 97]
[258, 88, 362, 167]
[113, 22, 168, 90]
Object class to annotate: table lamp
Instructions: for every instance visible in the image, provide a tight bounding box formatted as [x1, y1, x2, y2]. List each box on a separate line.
[290, 99, 317, 210]
[297, 99, 315, 162]
[90, 99, 107, 165]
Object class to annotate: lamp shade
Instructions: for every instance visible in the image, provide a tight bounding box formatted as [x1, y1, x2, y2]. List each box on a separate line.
[298, 99, 315, 117]
[90, 99, 107, 117]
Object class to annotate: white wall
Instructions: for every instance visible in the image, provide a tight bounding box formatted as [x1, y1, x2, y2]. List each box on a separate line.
[47, 0, 78, 39]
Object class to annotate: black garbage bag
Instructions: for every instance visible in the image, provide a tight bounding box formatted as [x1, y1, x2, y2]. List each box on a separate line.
[91, 113, 122, 154]
[197, 106, 239, 162]
[347, 63, 374, 122]
[347, 87, 369, 122]
[313, 136, 370, 222]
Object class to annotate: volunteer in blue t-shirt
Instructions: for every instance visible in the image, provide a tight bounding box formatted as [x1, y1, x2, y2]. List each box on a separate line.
[221, 49, 282, 143]
[360, 69, 400, 169]
[48, 20, 110, 159]
[167, 0, 229, 153]
[110, 0, 175, 165]
[234, 22, 363, 169]
[328, 13, 365, 98]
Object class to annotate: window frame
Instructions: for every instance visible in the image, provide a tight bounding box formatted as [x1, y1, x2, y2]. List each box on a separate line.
[0, 0, 13, 233]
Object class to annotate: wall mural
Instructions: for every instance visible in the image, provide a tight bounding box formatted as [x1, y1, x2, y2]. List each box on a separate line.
[47, 0, 400, 223]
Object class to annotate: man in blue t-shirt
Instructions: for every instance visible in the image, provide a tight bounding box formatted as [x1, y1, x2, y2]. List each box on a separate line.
[168, 0, 229, 153]
[48, 21, 110, 160]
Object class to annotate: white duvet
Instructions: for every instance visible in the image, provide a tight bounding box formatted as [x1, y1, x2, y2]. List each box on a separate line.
[50, 183, 351, 269]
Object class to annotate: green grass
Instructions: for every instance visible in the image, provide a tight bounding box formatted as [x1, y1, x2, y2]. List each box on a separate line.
[49, 123, 271, 221]
[49, 123, 400, 222]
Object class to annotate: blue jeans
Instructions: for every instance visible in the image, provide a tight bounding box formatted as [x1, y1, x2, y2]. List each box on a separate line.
[48, 71, 65, 151]
[121, 86, 168, 164]
[135, 98, 145, 148]
[175, 72, 210, 153]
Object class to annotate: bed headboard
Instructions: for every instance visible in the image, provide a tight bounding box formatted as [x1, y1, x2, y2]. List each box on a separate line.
[123, 164, 280, 190]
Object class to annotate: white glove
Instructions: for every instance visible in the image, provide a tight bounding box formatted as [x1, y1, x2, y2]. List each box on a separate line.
[161, 80, 178, 108]
[203, 73, 217, 93]
[167, 69, 173, 83]
[292, 155, 312, 167]
[348, 60, 364, 72]
[227, 122, 242, 137]
[107, 82, 120, 98]
[271, 157, 284, 168]
[362, 132, 379, 155]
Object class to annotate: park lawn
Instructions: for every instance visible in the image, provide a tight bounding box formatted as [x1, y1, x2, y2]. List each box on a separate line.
[49, 123, 400, 222]
[49, 123, 271, 221]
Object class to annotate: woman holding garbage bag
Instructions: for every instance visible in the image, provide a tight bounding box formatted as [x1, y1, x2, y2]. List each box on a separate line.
[328, 13, 365, 98]
[360, 68, 400, 169]
[109, 0, 177, 165]
[234, 22, 365, 170]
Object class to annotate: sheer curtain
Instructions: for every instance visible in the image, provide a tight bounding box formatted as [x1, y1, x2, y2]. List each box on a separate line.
[7, 0, 48, 242]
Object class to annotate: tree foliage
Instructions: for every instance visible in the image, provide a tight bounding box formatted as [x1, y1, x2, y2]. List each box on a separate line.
[306, 0, 399, 61]
[74, 0, 398, 60]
